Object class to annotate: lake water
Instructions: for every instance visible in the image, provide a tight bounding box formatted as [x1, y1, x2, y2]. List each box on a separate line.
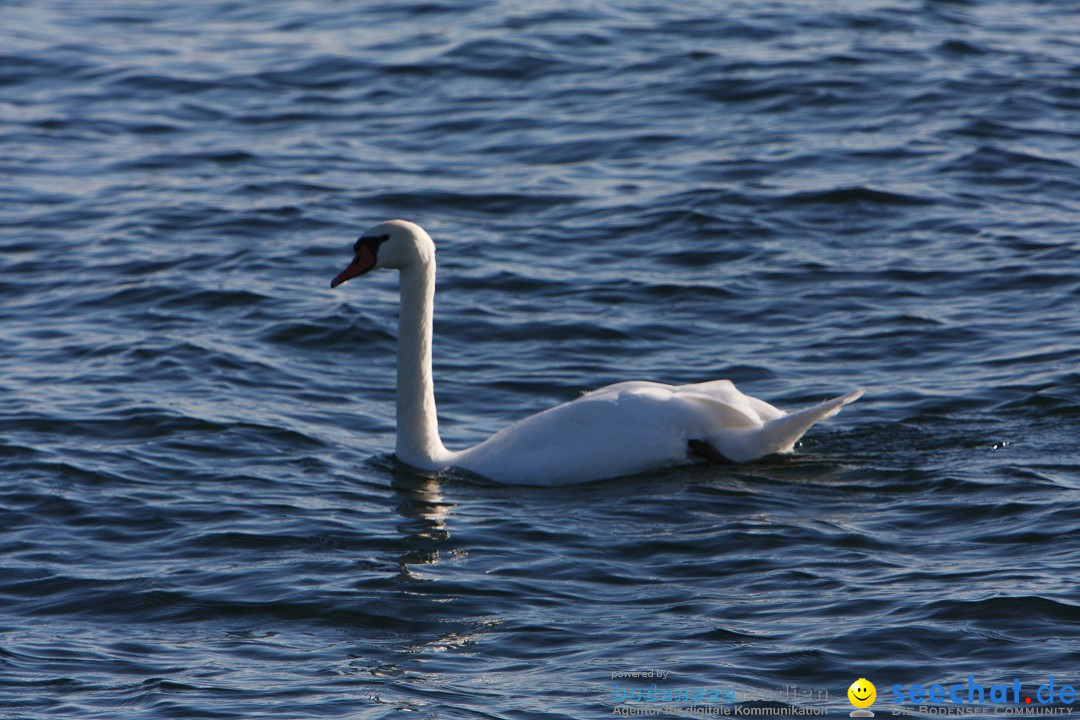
[2, 1, 1078, 718]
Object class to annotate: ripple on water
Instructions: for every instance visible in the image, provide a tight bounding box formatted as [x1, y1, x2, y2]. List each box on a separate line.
[1, 1, 1080, 718]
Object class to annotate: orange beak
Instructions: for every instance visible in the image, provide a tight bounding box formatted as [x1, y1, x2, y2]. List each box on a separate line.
[331, 245, 376, 288]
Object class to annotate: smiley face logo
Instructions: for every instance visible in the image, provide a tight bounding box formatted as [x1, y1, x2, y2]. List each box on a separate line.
[848, 678, 877, 710]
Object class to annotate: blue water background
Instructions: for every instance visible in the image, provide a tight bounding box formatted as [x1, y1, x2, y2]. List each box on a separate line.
[2, 1, 1079, 718]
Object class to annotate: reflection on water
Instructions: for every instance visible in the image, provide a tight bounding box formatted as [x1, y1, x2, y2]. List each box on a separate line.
[391, 470, 455, 571]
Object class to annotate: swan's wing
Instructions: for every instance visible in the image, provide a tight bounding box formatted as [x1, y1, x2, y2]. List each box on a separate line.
[675, 379, 785, 423]
[577, 380, 671, 399]
[703, 388, 864, 462]
[584, 380, 777, 425]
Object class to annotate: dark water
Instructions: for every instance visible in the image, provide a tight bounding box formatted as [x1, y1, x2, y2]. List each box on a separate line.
[2, 1, 1079, 718]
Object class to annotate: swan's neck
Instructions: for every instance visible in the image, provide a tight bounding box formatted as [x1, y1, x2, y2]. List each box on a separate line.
[395, 260, 454, 470]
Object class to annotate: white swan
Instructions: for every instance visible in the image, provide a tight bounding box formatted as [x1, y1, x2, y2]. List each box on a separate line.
[331, 220, 862, 486]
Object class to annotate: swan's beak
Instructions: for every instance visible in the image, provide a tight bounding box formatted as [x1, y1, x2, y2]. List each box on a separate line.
[330, 246, 376, 288]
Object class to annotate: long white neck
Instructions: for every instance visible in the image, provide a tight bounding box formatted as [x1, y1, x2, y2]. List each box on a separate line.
[394, 258, 455, 470]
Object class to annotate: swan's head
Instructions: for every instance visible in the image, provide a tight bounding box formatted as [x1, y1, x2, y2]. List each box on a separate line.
[330, 219, 435, 288]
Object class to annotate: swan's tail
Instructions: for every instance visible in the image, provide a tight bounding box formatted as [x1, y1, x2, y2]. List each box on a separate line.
[717, 389, 864, 462]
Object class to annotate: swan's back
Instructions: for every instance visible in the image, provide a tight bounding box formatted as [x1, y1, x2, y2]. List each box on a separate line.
[454, 383, 691, 485]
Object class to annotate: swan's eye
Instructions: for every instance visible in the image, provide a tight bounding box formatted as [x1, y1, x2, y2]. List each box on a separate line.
[354, 234, 390, 255]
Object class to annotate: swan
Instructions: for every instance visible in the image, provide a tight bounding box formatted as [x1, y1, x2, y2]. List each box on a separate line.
[331, 219, 862, 486]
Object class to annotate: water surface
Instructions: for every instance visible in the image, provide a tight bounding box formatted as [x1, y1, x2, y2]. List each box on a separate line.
[2, 1, 1079, 718]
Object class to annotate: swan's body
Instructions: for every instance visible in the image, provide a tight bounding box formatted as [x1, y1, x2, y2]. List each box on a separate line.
[331, 220, 862, 486]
